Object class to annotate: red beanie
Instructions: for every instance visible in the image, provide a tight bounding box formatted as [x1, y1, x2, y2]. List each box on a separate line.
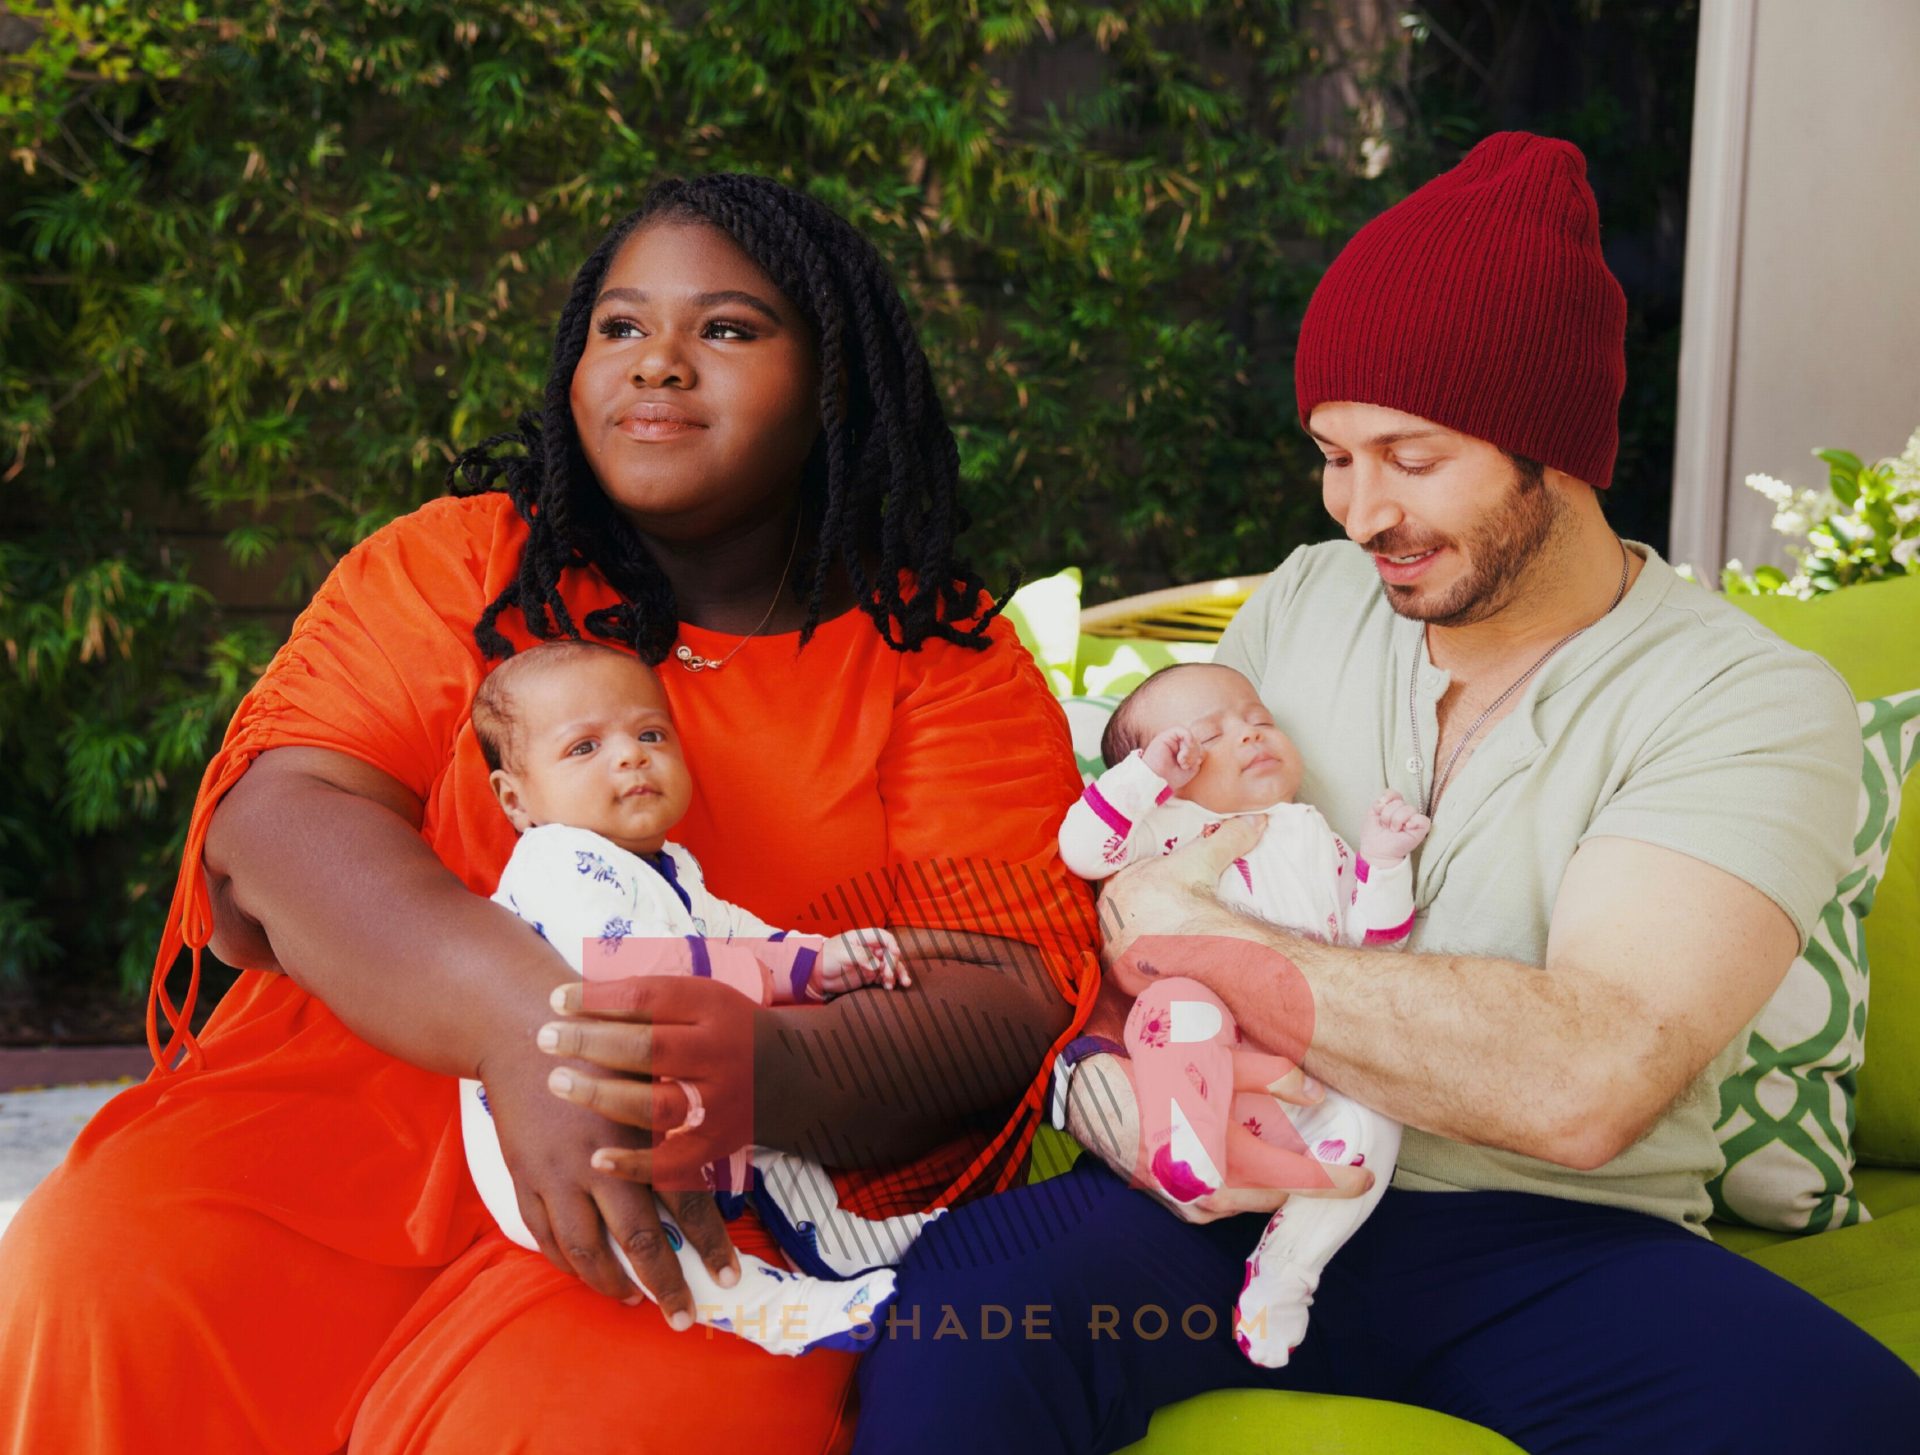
[1294, 131, 1628, 489]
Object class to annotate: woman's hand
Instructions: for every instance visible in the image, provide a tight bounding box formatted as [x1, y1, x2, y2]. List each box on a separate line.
[1063, 1049, 1372, 1225]
[536, 975, 761, 1188]
[476, 1030, 741, 1328]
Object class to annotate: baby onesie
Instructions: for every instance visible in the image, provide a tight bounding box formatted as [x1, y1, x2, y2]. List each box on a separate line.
[1058, 752, 1407, 1365]
[460, 824, 934, 1355]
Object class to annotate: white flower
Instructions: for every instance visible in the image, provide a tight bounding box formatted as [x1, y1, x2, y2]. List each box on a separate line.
[1894, 537, 1920, 569]
[1745, 472, 1794, 507]
[1771, 490, 1837, 541]
[1896, 427, 1920, 476]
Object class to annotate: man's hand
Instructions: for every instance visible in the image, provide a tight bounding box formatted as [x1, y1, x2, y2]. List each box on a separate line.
[1141, 725, 1204, 790]
[1357, 790, 1431, 865]
[475, 1033, 739, 1327]
[1064, 1050, 1372, 1225]
[1097, 812, 1267, 984]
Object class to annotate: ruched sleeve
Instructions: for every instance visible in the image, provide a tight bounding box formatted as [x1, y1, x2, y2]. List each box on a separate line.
[146, 495, 513, 1071]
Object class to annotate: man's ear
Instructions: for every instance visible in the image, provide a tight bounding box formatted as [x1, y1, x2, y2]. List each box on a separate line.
[490, 768, 532, 832]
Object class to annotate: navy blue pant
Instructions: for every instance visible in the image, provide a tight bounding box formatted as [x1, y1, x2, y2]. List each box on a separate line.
[853, 1158, 1920, 1453]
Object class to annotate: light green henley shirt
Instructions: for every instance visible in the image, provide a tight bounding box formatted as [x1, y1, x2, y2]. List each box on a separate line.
[1213, 539, 1859, 1230]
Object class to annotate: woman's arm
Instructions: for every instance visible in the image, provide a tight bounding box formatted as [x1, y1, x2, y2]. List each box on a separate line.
[539, 925, 1072, 1174]
[754, 926, 1072, 1164]
[204, 745, 743, 1321]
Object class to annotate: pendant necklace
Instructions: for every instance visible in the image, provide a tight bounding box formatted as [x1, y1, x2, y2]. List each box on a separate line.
[1408, 537, 1630, 816]
[673, 520, 803, 674]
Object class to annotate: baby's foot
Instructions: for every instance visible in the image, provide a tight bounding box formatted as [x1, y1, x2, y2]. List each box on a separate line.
[1234, 1220, 1317, 1368]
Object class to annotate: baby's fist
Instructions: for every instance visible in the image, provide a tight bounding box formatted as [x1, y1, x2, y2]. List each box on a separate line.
[1358, 790, 1431, 865]
[816, 928, 909, 997]
[1141, 726, 1203, 789]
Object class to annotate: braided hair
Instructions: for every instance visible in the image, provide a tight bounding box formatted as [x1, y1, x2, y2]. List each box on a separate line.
[449, 174, 1006, 663]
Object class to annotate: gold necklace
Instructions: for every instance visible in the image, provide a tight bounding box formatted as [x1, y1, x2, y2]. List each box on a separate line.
[672, 521, 802, 674]
[1408, 536, 1630, 815]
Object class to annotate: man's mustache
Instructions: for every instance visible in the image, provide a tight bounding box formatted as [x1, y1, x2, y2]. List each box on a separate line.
[1358, 533, 1450, 557]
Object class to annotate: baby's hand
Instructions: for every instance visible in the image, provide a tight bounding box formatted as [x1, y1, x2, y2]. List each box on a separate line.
[1141, 726, 1204, 789]
[815, 928, 909, 996]
[1358, 790, 1431, 865]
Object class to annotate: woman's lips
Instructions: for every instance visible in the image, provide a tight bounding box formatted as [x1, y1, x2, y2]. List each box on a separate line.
[616, 417, 706, 442]
[615, 402, 706, 441]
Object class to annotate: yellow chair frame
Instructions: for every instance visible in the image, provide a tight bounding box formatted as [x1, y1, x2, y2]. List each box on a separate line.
[1077, 577, 1256, 643]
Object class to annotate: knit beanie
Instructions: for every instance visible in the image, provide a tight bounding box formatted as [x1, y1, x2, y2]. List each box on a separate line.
[1294, 131, 1628, 489]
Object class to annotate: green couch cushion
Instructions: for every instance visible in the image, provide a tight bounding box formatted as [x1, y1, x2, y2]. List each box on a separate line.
[1709, 691, 1920, 1229]
[1740, 1179, 1920, 1372]
[1119, 1390, 1525, 1454]
[1729, 575, 1920, 1165]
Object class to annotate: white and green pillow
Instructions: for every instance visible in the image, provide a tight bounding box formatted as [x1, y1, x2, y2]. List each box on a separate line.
[1710, 690, 1920, 1231]
[1060, 693, 1125, 783]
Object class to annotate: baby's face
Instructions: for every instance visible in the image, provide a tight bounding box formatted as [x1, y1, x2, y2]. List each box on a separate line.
[490, 652, 693, 856]
[1145, 664, 1304, 814]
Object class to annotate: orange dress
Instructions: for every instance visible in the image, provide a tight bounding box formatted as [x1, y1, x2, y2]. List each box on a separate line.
[0, 494, 1097, 1455]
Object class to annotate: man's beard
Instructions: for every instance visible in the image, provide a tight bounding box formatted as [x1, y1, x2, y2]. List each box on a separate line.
[1368, 464, 1563, 628]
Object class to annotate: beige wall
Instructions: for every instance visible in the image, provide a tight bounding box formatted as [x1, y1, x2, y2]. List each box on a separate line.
[1672, 0, 1920, 576]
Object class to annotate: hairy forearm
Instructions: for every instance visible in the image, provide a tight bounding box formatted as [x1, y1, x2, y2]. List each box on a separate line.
[753, 928, 1072, 1167]
[1171, 913, 1646, 1164]
[206, 760, 567, 1079]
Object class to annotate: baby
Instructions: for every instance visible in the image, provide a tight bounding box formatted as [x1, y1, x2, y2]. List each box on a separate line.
[459, 640, 932, 1356]
[1058, 662, 1429, 1366]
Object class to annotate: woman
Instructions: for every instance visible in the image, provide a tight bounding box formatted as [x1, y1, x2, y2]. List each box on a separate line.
[0, 175, 1098, 1452]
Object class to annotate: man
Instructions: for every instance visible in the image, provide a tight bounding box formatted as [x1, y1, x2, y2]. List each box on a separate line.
[852, 133, 1920, 1453]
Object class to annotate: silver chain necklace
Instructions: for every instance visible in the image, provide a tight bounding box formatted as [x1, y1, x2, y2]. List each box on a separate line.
[1408, 537, 1630, 816]
[672, 520, 802, 674]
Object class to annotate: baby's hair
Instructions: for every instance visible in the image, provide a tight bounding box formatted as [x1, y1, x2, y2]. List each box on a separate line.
[472, 640, 644, 773]
[450, 173, 1007, 666]
[1099, 662, 1215, 768]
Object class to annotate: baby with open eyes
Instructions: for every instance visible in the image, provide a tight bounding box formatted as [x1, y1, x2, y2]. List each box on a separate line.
[1058, 662, 1429, 1366]
[458, 640, 931, 1357]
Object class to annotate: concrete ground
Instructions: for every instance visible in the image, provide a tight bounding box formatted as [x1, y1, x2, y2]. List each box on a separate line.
[0, 1081, 133, 1237]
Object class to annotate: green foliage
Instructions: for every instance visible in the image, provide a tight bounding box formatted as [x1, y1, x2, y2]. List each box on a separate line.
[1723, 429, 1920, 599]
[11, 5, 1704, 1012]
[5, 0, 1414, 1001]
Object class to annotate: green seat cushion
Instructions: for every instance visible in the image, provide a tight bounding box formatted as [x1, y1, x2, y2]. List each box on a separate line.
[1714, 1166, 1920, 1254]
[1739, 1172, 1920, 1372]
[1118, 1389, 1525, 1454]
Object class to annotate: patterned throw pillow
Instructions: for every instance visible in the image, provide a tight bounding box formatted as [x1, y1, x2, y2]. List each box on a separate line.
[1710, 690, 1920, 1232]
[1059, 693, 1124, 783]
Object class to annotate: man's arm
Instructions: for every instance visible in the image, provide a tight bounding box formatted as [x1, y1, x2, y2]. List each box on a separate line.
[1099, 819, 1800, 1171]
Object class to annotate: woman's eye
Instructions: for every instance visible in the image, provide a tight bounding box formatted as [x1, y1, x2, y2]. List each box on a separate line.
[596, 317, 643, 340]
[1395, 459, 1438, 476]
[1321, 456, 1350, 471]
[704, 319, 755, 340]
